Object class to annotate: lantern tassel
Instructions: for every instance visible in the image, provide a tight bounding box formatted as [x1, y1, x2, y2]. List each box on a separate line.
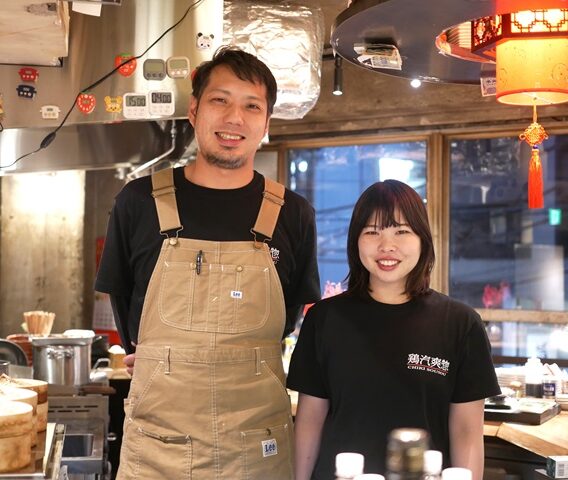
[519, 105, 548, 209]
[528, 146, 544, 209]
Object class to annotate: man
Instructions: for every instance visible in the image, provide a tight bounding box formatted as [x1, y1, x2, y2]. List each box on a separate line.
[95, 46, 320, 479]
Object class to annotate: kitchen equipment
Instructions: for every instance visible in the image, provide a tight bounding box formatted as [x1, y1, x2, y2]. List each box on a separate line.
[48, 395, 109, 479]
[0, 339, 28, 366]
[0, 361, 8, 375]
[31, 335, 95, 386]
[0, 423, 66, 480]
[0, 399, 33, 473]
[6, 334, 33, 366]
[23, 311, 55, 335]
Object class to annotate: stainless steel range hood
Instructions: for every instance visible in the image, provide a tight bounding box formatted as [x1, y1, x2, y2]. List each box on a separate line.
[0, 0, 222, 129]
[0, 0, 216, 173]
[0, 120, 195, 175]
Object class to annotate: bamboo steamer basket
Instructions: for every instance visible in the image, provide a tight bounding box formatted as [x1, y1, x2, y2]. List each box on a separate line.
[0, 399, 33, 473]
[0, 387, 38, 446]
[0, 376, 48, 432]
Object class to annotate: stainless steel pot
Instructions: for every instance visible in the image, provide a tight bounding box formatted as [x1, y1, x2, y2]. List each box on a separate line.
[31, 335, 94, 386]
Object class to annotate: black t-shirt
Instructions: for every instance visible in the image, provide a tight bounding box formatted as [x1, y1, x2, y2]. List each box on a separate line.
[95, 167, 321, 345]
[286, 290, 501, 479]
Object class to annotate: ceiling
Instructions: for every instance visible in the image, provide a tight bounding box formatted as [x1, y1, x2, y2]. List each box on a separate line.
[0, 0, 344, 66]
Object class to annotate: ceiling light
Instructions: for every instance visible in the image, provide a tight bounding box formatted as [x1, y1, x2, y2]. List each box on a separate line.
[410, 78, 422, 88]
[333, 56, 343, 96]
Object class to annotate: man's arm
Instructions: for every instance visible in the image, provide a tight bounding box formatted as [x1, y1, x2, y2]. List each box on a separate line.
[283, 304, 304, 339]
[109, 294, 136, 375]
[449, 399, 485, 480]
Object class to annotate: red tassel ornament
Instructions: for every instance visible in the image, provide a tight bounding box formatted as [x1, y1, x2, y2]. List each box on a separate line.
[519, 105, 548, 209]
[528, 146, 544, 209]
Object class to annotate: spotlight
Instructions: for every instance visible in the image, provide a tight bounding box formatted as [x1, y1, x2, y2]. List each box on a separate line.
[410, 78, 422, 88]
[333, 56, 343, 96]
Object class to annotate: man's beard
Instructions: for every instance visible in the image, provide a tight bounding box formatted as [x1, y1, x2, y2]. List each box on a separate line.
[204, 151, 247, 170]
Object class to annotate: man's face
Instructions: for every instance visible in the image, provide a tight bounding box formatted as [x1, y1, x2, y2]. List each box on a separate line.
[189, 65, 270, 170]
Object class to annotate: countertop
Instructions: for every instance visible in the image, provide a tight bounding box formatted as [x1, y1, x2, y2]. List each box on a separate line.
[483, 411, 568, 457]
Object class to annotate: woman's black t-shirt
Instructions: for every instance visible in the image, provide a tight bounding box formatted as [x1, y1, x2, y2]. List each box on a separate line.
[287, 290, 500, 478]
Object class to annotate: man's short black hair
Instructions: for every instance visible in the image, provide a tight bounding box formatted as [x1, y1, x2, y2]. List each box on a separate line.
[192, 45, 278, 115]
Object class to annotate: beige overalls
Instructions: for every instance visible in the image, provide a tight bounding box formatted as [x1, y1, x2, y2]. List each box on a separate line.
[118, 168, 294, 480]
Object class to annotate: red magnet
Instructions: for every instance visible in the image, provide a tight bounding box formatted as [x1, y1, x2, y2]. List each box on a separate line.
[76, 92, 96, 115]
[115, 54, 137, 77]
[19, 67, 39, 82]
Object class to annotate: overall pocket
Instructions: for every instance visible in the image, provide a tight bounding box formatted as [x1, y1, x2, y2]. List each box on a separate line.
[240, 423, 293, 480]
[120, 422, 193, 479]
[159, 261, 270, 333]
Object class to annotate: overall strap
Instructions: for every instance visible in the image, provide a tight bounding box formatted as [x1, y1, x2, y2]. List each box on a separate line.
[151, 168, 183, 238]
[251, 177, 285, 248]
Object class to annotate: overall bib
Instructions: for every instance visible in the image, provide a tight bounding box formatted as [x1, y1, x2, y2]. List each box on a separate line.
[118, 168, 294, 480]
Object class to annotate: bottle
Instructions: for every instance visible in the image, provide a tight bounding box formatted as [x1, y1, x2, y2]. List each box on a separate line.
[385, 428, 429, 480]
[542, 373, 556, 399]
[422, 450, 442, 480]
[441, 467, 472, 480]
[524, 357, 543, 398]
[336, 452, 365, 479]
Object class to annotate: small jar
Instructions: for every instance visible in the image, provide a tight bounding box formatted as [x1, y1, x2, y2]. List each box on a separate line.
[542, 374, 556, 399]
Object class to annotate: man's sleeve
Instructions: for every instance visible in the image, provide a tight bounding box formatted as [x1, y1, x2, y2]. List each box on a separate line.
[283, 204, 321, 337]
[110, 295, 135, 354]
[95, 195, 133, 297]
[286, 306, 328, 399]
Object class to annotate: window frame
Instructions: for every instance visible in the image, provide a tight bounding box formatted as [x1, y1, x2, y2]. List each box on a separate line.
[268, 123, 568, 351]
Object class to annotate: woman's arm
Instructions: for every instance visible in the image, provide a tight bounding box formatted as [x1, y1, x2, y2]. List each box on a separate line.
[448, 399, 485, 480]
[294, 393, 330, 480]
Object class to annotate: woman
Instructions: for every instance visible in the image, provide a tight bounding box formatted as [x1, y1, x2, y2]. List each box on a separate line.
[287, 180, 500, 480]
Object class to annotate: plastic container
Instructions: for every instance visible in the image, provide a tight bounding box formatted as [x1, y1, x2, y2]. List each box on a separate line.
[423, 450, 443, 479]
[441, 467, 472, 480]
[524, 357, 544, 398]
[336, 452, 365, 479]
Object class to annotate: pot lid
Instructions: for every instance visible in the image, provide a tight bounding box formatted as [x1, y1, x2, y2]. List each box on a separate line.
[31, 334, 93, 346]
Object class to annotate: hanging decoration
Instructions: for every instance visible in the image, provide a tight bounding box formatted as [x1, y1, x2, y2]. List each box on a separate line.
[519, 106, 548, 209]
[436, 7, 568, 208]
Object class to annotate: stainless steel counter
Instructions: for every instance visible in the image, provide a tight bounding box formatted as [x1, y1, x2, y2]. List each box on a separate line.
[60, 419, 106, 476]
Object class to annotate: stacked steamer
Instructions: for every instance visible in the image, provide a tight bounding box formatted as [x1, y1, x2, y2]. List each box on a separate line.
[0, 375, 48, 432]
[0, 399, 34, 472]
[0, 387, 38, 446]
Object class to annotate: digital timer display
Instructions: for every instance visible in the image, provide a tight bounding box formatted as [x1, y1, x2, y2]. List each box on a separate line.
[169, 59, 187, 69]
[125, 95, 147, 107]
[151, 92, 172, 104]
[145, 62, 164, 73]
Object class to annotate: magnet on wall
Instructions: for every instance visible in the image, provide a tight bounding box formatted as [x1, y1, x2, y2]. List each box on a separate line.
[196, 32, 214, 50]
[76, 92, 96, 115]
[114, 53, 137, 77]
[19, 67, 40, 83]
[16, 84, 37, 99]
[40, 105, 61, 120]
[104, 96, 123, 113]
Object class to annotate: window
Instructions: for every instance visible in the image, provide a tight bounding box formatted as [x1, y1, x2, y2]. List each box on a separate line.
[282, 130, 568, 368]
[288, 141, 427, 293]
[449, 134, 568, 365]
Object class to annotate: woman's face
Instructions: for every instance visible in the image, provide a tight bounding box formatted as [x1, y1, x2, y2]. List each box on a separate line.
[357, 209, 421, 303]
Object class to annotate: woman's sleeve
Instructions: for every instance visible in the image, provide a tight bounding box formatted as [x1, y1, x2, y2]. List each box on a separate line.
[452, 312, 501, 403]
